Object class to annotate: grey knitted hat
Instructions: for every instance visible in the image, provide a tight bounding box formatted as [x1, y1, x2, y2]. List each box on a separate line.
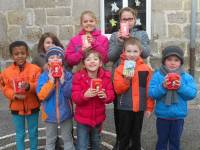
[162, 46, 184, 65]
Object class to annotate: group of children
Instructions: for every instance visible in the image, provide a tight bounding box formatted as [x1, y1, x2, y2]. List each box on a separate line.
[0, 7, 197, 150]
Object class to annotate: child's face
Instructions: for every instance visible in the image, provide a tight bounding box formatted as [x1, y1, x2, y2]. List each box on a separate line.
[44, 37, 54, 52]
[125, 44, 141, 61]
[12, 46, 28, 66]
[164, 55, 181, 70]
[48, 55, 62, 64]
[120, 11, 136, 30]
[81, 14, 97, 32]
[84, 53, 102, 72]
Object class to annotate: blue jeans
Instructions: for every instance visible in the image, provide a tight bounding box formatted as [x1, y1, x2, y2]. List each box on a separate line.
[12, 112, 39, 150]
[156, 118, 184, 150]
[76, 123, 101, 150]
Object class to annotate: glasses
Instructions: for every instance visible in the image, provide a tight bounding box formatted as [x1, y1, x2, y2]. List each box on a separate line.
[121, 18, 134, 22]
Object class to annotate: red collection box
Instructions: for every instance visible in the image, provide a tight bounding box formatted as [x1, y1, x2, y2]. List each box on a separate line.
[50, 61, 63, 78]
[13, 77, 26, 94]
[166, 73, 180, 90]
[91, 78, 102, 92]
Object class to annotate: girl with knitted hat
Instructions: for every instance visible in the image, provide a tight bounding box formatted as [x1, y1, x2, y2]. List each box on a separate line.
[149, 45, 197, 150]
[36, 46, 75, 150]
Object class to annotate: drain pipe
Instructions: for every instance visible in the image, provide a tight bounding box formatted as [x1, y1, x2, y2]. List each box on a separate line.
[189, 0, 197, 76]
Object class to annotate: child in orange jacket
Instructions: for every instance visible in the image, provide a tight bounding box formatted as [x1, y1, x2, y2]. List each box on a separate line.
[113, 37, 154, 150]
[1, 41, 41, 150]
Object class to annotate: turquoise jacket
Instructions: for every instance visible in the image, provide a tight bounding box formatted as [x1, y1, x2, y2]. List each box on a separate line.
[148, 69, 197, 119]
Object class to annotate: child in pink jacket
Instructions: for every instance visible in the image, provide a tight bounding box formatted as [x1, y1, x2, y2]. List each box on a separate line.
[72, 50, 115, 150]
[65, 10, 109, 67]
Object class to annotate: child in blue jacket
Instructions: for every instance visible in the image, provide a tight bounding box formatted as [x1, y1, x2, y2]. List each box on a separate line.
[36, 46, 75, 150]
[148, 46, 197, 150]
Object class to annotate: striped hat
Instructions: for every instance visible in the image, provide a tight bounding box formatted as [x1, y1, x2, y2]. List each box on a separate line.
[46, 46, 64, 62]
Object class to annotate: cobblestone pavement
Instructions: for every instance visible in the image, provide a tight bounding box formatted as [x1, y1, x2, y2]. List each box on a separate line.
[1, 93, 200, 150]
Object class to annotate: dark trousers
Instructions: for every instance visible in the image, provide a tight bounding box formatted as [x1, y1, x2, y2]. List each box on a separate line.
[118, 110, 144, 150]
[113, 99, 119, 142]
[156, 118, 184, 150]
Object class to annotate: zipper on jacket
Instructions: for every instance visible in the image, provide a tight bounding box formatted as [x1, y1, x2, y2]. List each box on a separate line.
[55, 79, 60, 123]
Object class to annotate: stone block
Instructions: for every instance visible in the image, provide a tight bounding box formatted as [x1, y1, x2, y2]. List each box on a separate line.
[35, 9, 46, 25]
[161, 41, 187, 52]
[55, 0, 71, 7]
[25, 0, 55, 8]
[43, 26, 58, 35]
[0, 13, 7, 42]
[47, 8, 71, 16]
[183, 0, 191, 10]
[74, 25, 81, 35]
[168, 25, 182, 38]
[151, 11, 166, 39]
[183, 25, 192, 39]
[152, 0, 183, 10]
[0, 42, 10, 59]
[22, 27, 42, 43]
[7, 10, 34, 26]
[167, 12, 188, 23]
[0, 0, 23, 11]
[149, 56, 161, 70]
[72, 0, 99, 24]
[7, 26, 21, 42]
[59, 26, 73, 40]
[47, 16, 73, 25]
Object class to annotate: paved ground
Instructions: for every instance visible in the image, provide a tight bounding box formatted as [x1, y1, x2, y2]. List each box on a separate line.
[1, 93, 200, 150]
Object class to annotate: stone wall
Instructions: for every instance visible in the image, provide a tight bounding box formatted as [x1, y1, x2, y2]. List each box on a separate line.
[0, 0, 200, 79]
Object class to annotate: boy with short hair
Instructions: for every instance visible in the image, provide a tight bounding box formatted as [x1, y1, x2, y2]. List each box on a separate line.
[1, 41, 41, 150]
[113, 37, 154, 150]
[149, 46, 197, 150]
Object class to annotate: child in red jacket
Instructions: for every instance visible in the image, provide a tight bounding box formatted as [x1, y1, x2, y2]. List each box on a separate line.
[72, 50, 115, 150]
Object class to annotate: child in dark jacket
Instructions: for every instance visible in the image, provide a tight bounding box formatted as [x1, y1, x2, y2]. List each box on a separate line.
[36, 46, 74, 150]
[149, 46, 197, 150]
[1, 41, 41, 150]
[72, 50, 115, 150]
[113, 37, 154, 150]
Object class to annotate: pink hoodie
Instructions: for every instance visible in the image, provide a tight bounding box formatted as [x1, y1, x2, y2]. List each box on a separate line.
[65, 29, 109, 66]
[72, 68, 115, 127]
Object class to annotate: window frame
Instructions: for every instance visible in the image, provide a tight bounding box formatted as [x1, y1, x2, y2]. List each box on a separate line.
[100, 0, 151, 39]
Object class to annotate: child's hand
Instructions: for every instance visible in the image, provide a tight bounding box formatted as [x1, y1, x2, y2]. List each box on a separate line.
[162, 76, 169, 88]
[60, 70, 65, 85]
[145, 111, 152, 118]
[117, 30, 130, 42]
[87, 34, 93, 43]
[84, 88, 98, 98]
[173, 80, 181, 89]
[123, 75, 132, 82]
[97, 89, 107, 99]
[48, 71, 55, 83]
[23, 82, 30, 91]
[14, 94, 26, 100]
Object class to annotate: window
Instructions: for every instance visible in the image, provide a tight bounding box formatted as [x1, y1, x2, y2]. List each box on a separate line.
[100, 0, 151, 38]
